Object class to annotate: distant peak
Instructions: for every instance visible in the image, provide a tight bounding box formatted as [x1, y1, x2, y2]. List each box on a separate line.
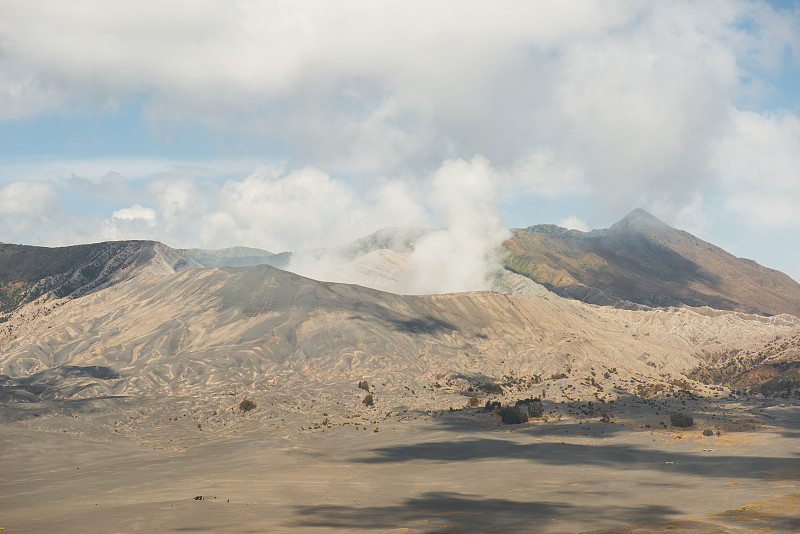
[612, 208, 671, 232]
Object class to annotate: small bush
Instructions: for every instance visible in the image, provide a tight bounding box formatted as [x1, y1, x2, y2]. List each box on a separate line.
[670, 412, 693, 428]
[362, 394, 374, 406]
[527, 399, 544, 418]
[702, 428, 714, 436]
[239, 398, 257, 412]
[499, 405, 528, 425]
[358, 380, 370, 391]
[478, 382, 503, 395]
[466, 393, 480, 408]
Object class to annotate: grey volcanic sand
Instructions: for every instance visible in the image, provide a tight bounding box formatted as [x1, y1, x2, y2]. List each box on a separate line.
[2, 405, 800, 533]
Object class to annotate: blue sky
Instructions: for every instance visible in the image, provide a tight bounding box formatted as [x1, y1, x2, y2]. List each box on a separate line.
[0, 1, 799, 282]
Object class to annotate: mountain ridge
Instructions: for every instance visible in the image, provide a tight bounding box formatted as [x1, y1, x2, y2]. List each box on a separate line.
[1, 209, 797, 322]
[0, 240, 197, 318]
[504, 209, 800, 317]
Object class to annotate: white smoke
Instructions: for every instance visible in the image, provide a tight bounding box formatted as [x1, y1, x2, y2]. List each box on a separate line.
[558, 215, 589, 232]
[286, 156, 510, 295]
[406, 157, 509, 294]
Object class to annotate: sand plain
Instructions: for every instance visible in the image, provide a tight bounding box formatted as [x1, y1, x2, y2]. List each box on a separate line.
[2, 394, 799, 533]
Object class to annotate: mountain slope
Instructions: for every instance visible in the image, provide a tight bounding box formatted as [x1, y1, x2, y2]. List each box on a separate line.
[1, 262, 796, 407]
[0, 241, 198, 318]
[504, 209, 800, 317]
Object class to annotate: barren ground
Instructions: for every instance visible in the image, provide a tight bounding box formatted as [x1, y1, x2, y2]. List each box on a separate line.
[2, 394, 799, 533]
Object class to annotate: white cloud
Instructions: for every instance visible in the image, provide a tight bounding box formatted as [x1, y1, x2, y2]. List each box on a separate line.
[0, 181, 61, 244]
[0, 157, 260, 186]
[210, 165, 393, 251]
[112, 204, 156, 222]
[2, 0, 795, 189]
[507, 149, 588, 199]
[0, 181, 57, 215]
[558, 216, 589, 232]
[100, 164, 429, 253]
[0, 161, 432, 252]
[713, 109, 800, 229]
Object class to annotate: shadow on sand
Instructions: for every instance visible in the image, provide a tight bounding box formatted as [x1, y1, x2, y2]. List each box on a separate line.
[352, 393, 800, 480]
[291, 491, 679, 533]
[353, 435, 799, 480]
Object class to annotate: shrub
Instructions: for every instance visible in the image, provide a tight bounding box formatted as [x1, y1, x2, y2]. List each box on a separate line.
[527, 399, 544, 418]
[239, 398, 257, 412]
[362, 394, 374, 406]
[499, 405, 528, 425]
[478, 382, 503, 395]
[702, 428, 714, 436]
[358, 380, 370, 391]
[670, 412, 693, 428]
[466, 393, 480, 408]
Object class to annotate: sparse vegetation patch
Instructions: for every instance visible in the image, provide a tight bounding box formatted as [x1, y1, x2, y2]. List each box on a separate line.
[239, 398, 257, 412]
[478, 382, 503, 395]
[760, 369, 800, 397]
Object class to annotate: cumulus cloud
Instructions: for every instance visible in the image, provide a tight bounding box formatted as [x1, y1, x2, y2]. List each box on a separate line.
[713, 109, 800, 229]
[0, 181, 61, 243]
[204, 166, 428, 252]
[112, 204, 156, 222]
[0, 181, 57, 215]
[506, 149, 588, 199]
[2, 1, 796, 191]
